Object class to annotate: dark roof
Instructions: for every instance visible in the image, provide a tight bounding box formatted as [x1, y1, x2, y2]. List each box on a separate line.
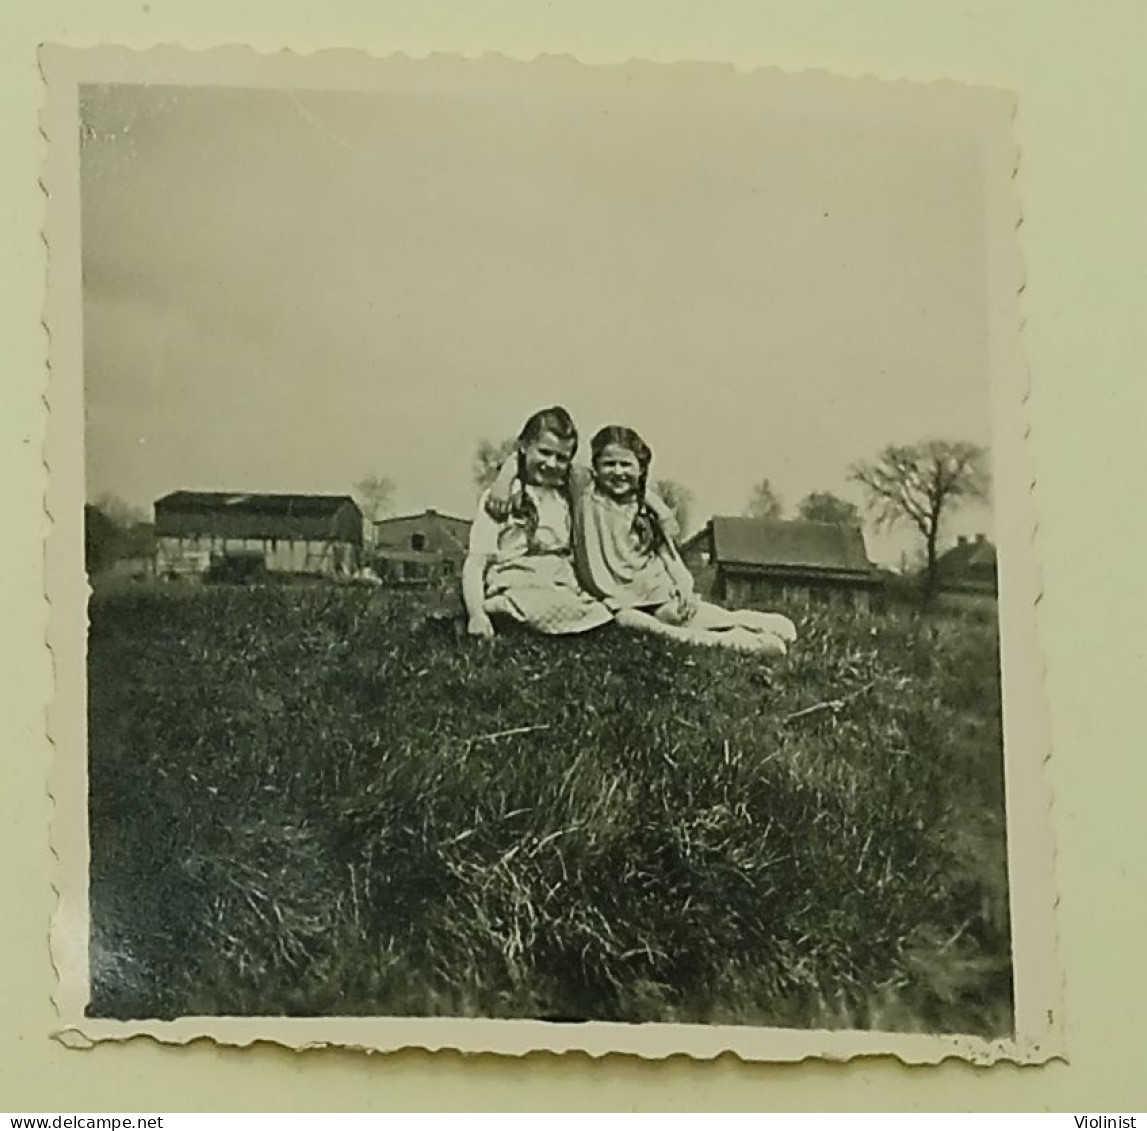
[155, 491, 360, 518]
[692, 517, 873, 574]
[374, 508, 471, 530]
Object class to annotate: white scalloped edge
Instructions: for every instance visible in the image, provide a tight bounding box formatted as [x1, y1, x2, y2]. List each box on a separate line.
[39, 42, 1063, 1067]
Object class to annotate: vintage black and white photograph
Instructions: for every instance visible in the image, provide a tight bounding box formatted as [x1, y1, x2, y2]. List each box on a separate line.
[44, 47, 1057, 1061]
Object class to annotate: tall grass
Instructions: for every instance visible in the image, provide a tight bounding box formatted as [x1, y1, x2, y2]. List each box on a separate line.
[87, 584, 1011, 1033]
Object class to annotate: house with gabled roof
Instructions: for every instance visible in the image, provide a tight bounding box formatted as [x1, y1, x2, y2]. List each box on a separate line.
[372, 508, 472, 587]
[154, 491, 363, 580]
[681, 516, 880, 611]
[934, 533, 998, 597]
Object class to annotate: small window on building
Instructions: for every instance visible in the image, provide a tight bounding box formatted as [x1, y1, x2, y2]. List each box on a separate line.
[411, 532, 427, 551]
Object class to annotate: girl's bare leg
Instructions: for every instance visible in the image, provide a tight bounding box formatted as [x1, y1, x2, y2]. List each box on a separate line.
[685, 600, 798, 643]
[619, 608, 787, 657]
[697, 625, 787, 656]
[681, 600, 738, 631]
[734, 608, 798, 642]
[615, 607, 694, 643]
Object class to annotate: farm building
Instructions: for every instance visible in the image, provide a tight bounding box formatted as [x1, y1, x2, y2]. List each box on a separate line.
[372, 508, 471, 586]
[106, 522, 157, 580]
[681, 516, 880, 611]
[935, 533, 998, 596]
[154, 491, 363, 580]
[84, 507, 157, 580]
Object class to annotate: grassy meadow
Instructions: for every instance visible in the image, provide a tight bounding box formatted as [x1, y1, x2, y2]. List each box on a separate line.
[86, 581, 1013, 1034]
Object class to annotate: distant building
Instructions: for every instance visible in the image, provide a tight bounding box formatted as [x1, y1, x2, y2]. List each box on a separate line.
[154, 491, 363, 580]
[372, 508, 471, 586]
[682, 516, 880, 611]
[935, 533, 998, 596]
[107, 521, 157, 580]
[84, 507, 157, 580]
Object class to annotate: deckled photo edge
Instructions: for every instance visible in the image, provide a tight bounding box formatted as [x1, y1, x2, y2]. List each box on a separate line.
[42, 43, 93, 1037]
[40, 43, 1061, 1064]
[982, 95, 1065, 1061]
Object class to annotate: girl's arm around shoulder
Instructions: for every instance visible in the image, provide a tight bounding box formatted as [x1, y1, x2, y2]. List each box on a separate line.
[568, 464, 593, 502]
[485, 455, 520, 520]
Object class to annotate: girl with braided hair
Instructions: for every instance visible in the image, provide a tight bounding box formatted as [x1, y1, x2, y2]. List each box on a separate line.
[487, 423, 797, 655]
[462, 406, 613, 639]
[576, 425, 797, 655]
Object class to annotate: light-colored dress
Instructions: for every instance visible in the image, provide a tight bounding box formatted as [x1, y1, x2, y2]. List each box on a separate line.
[469, 486, 613, 635]
[572, 486, 680, 613]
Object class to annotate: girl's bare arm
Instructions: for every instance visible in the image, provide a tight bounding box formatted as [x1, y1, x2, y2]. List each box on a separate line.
[644, 487, 681, 541]
[462, 552, 495, 637]
[659, 542, 699, 621]
[662, 549, 693, 593]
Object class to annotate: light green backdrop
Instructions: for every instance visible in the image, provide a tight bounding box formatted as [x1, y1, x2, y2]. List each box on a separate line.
[2, 0, 1144, 1112]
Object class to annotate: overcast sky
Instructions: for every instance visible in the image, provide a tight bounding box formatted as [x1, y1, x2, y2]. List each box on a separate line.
[80, 71, 994, 565]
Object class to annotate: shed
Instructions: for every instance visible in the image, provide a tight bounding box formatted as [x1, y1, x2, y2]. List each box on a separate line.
[154, 491, 363, 580]
[681, 516, 879, 611]
[372, 508, 472, 586]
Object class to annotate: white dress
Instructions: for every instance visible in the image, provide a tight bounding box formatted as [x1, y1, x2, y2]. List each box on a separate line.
[469, 487, 613, 635]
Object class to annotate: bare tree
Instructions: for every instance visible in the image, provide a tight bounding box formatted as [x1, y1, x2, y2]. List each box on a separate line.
[473, 438, 517, 491]
[850, 440, 990, 599]
[652, 478, 694, 538]
[745, 478, 784, 520]
[797, 491, 861, 526]
[354, 474, 395, 523]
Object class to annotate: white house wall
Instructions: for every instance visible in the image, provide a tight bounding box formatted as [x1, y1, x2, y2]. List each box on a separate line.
[156, 533, 356, 577]
[155, 536, 211, 576]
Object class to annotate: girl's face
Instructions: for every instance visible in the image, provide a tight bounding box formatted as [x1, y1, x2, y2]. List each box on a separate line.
[594, 443, 643, 501]
[520, 429, 576, 489]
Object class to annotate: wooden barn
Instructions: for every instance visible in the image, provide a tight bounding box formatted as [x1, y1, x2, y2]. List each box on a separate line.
[682, 516, 880, 611]
[371, 508, 471, 586]
[154, 491, 363, 580]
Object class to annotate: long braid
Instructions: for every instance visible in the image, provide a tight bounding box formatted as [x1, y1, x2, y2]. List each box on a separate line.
[633, 465, 668, 554]
[510, 447, 540, 543]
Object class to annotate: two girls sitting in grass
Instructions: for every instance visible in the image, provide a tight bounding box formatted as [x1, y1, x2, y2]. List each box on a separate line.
[462, 405, 797, 656]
